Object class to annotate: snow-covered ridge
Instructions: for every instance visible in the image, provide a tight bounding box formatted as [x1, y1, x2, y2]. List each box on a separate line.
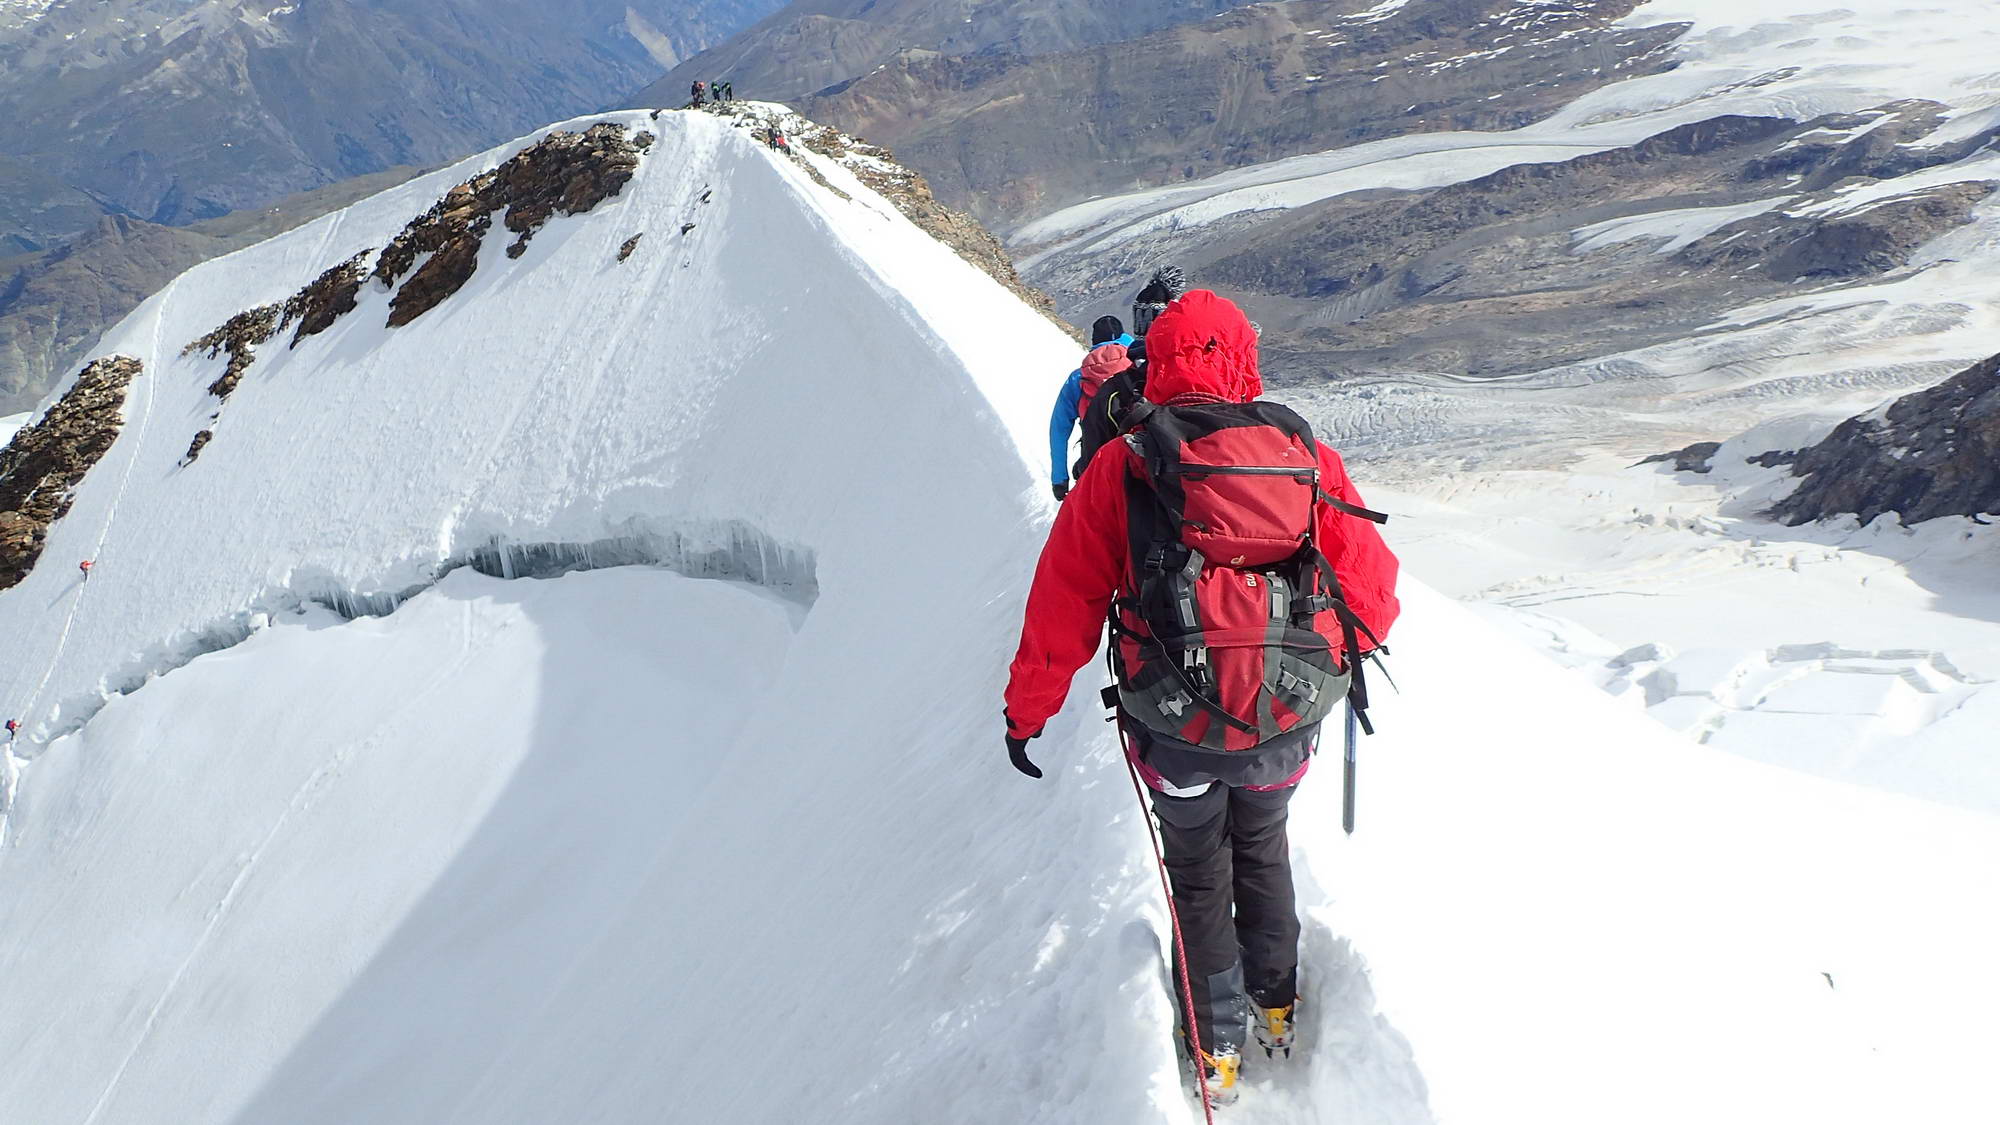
[0, 106, 1065, 749]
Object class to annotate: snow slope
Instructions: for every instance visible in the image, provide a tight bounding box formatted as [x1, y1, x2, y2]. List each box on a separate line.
[1370, 443, 2000, 816]
[2, 106, 1997, 1125]
[0, 410, 25, 444]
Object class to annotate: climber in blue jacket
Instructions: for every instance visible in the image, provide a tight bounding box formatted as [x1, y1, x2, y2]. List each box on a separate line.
[1048, 315, 1133, 501]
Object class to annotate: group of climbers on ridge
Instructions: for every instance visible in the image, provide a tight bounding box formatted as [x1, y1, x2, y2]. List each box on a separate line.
[1047, 266, 1193, 501]
[689, 79, 736, 107]
[1007, 272, 1401, 1108]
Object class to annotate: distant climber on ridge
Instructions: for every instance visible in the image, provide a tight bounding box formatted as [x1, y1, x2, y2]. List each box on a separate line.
[1127, 264, 1187, 363]
[1047, 315, 1134, 502]
[1002, 290, 1401, 1108]
[690, 80, 707, 107]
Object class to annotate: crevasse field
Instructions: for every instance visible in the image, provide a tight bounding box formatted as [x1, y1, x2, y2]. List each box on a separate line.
[2, 3, 1999, 1123]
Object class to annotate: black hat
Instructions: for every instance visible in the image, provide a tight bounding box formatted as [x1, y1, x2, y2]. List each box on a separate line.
[1090, 315, 1126, 345]
[1131, 264, 1187, 337]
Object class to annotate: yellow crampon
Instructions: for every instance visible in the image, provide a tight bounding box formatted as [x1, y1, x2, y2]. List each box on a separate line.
[1200, 1049, 1242, 1106]
[1255, 1003, 1295, 1058]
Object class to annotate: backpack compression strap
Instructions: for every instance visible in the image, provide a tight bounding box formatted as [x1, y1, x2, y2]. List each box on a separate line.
[1306, 550, 1386, 734]
[1315, 486, 1388, 525]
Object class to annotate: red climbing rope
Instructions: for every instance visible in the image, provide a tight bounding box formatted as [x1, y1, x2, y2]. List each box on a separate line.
[1120, 721, 1218, 1125]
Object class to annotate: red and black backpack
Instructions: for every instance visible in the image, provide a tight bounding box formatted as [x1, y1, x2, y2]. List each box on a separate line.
[1110, 399, 1385, 751]
[1076, 343, 1131, 423]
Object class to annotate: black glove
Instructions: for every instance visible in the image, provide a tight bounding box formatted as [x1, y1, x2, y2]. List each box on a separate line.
[1052, 480, 1070, 503]
[1004, 714, 1044, 779]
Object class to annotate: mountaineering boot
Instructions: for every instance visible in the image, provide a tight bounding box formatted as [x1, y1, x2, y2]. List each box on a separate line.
[1200, 1048, 1242, 1108]
[1254, 1001, 1295, 1058]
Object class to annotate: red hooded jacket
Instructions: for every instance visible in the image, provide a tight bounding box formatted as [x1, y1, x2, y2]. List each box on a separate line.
[1004, 291, 1401, 767]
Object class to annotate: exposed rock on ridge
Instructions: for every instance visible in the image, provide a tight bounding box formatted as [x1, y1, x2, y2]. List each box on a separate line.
[0, 356, 143, 590]
[1772, 353, 2000, 526]
[0, 168, 425, 414]
[374, 124, 648, 328]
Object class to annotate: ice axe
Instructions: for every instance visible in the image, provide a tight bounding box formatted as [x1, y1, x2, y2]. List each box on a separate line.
[1342, 697, 1358, 836]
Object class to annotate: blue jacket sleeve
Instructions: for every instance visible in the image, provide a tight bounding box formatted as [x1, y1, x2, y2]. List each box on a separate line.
[1048, 370, 1083, 484]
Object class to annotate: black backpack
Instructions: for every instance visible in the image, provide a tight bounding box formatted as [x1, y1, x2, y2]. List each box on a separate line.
[1076, 364, 1145, 479]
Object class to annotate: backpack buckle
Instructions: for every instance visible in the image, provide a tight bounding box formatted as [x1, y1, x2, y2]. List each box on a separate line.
[1183, 646, 1210, 686]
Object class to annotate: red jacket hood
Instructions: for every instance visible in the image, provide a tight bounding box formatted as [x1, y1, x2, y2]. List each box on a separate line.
[1142, 290, 1261, 403]
[1080, 342, 1133, 383]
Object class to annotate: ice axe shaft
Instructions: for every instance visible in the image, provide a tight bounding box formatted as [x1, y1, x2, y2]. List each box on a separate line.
[1342, 699, 1358, 836]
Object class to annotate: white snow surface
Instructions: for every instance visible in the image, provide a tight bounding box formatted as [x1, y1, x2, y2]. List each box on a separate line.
[2, 107, 1998, 1125]
[1013, 0, 2000, 265]
[0, 410, 26, 445]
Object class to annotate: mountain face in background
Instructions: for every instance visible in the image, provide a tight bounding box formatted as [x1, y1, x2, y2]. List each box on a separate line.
[1025, 106, 1997, 390]
[811, 0, 1683, 228]
[0, 0, 783, 252]
[0, 0, 782, 409]
[638, 0, 1683, 229]
[631, 0, 1267, 106]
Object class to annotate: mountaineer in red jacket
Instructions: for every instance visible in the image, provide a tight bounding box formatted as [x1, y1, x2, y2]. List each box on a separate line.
[1002, 289, 1400, 1104]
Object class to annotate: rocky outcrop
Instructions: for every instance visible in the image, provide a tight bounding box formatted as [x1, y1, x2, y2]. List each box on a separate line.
[1682, 182, 1995, 282]
[0, 356, 143, 591]
[1771, 353, 2000, 526]
[182, 252, 383, 405]
[286, 253, 372, 346]
[1638, 442, 1722, 474]
[744, 105, 1070, 335]
[183, 305, 281, 401]
[375, 123, 648, 327]
[177, 124, 652, 459]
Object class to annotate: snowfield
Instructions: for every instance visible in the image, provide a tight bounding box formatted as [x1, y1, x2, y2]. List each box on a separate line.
[2, 89, 1998, 1125]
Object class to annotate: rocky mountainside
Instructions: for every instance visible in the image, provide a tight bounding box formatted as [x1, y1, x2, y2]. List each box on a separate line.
[800, 0, 1685, 228]
[630, 0, 1265, 107]
[1771, 352, 2000, 526]
[1106, 106, 1997, 383]
[0, 168, 421, 412]
[635, 0, 1683, 230]
[0, 0, 782, 252]
[0, 354, 143, 590]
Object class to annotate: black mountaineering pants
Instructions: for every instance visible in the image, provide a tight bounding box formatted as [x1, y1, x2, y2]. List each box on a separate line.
[1152, 781, 1301, 1058]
